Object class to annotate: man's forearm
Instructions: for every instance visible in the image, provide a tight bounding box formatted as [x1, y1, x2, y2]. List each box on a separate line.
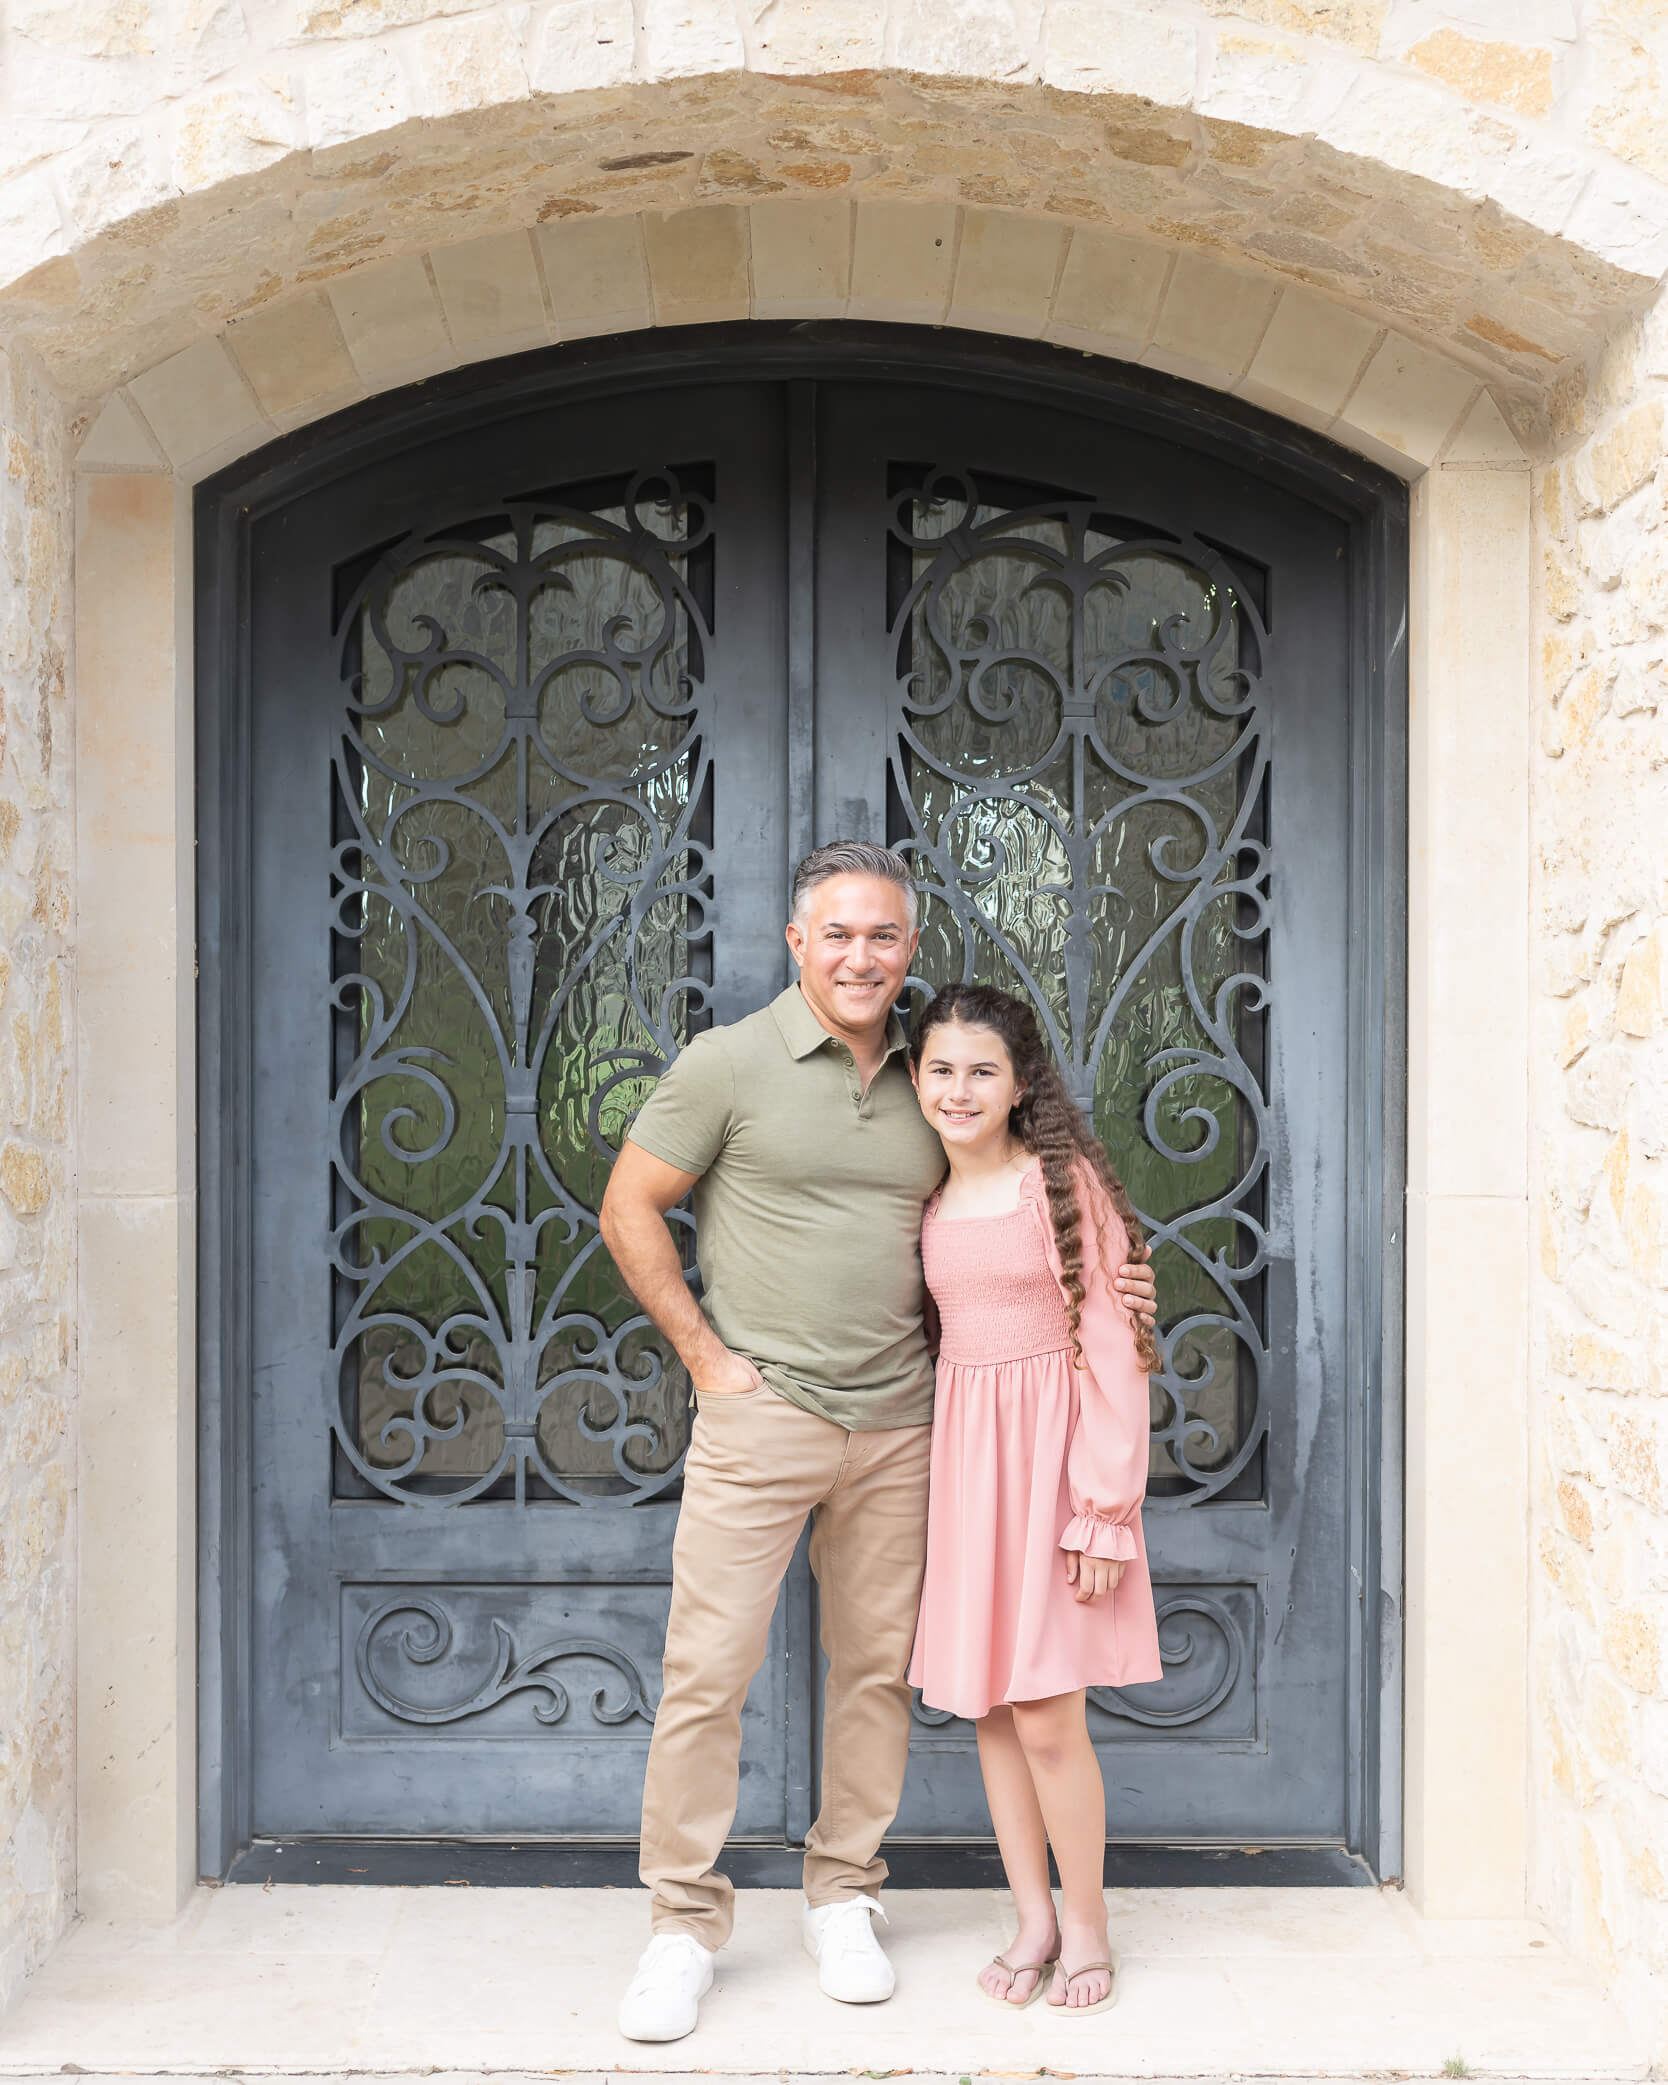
[602, 1198, 730, 1379]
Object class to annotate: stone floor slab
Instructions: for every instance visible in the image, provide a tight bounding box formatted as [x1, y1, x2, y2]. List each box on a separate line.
[0, 1886, 1647, 2079]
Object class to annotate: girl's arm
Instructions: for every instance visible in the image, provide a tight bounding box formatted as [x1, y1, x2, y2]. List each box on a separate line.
[1041, 1164, 1152, 1561]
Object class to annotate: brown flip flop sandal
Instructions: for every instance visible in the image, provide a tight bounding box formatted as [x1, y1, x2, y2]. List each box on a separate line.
[1050, 1957, 1119, 2016]
[980, 1942, 1061, 2009]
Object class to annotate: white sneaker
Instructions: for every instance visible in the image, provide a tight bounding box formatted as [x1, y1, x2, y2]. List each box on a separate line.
[802, 1894, 896, 2003]
[617, 1931, 715, 2042]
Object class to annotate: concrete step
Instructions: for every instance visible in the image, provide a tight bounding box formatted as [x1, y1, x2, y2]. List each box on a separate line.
[0, 1886, 1646, 2079]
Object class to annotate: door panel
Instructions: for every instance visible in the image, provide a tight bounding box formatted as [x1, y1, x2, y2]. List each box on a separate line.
[815, 384, 1352, 1840]
[217, 349, 1388, 1860]
[247, 386, 795, 1835]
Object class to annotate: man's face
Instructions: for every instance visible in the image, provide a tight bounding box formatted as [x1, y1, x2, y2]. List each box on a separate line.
[784, 874, 918, 1041]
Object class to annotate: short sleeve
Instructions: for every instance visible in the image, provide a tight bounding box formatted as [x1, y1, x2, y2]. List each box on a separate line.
[623, 1030, 735, 1178]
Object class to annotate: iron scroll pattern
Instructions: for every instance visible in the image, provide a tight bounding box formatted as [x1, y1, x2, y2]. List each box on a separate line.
[329, 476, 712, 1507]
[909, 1591, 1244, 1732]
[356, 1595, 658, 1728]
[1090, 1591, 1243, 1727]
[889, 470, 1272, 1504]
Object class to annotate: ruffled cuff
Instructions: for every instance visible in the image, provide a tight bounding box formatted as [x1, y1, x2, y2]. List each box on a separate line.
[1060, 1513, 1137, 1561]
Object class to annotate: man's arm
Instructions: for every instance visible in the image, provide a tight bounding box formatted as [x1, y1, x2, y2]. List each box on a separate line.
[600, 1142, 764, 1398]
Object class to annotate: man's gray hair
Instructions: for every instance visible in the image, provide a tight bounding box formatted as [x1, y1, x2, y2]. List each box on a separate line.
[790, 841, 919, 930]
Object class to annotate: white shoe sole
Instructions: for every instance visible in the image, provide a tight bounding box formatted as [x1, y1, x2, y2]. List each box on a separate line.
[818, 1975, 895, 2005]
[618, 2014, 700, 2043]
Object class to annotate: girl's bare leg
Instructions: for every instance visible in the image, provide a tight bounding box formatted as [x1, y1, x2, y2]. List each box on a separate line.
[1009, 1690, 1112, 2009]
[973, 1705, 1059, 2004]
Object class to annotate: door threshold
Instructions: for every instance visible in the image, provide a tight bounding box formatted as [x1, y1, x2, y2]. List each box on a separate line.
[222, 1837, 1374, 1888]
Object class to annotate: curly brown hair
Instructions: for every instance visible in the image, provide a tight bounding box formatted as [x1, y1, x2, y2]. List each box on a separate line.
[910, 982, 1160, 1376]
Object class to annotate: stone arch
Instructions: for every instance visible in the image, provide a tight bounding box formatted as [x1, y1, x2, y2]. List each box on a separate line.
[4, 35, 1665, 463]
[72, 191, 1526, 481]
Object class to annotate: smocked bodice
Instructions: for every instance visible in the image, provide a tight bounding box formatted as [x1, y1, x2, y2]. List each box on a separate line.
[923, 1188, 1073, 1365]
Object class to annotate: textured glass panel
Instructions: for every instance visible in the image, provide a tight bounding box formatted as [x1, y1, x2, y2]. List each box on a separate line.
[331, 479, 713, 1504]
[892, 471, 1270, 1503]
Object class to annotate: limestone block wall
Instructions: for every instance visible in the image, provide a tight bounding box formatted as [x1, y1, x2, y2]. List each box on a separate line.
[0, 340, 75, 2012]
[3, 0, 1668, 428]
[1532, 288, 1668, 2064]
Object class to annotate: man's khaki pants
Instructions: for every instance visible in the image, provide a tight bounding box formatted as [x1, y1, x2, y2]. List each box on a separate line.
[639, 1384, 932, 1949]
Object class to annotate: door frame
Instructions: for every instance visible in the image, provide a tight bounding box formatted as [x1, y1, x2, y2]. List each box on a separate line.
[196, 320, 1408, 1884]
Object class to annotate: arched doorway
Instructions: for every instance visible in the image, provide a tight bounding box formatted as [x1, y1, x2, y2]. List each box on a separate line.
[197, 324, 1406, 1880]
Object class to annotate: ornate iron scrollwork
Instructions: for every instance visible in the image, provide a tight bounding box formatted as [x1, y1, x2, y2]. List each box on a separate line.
[329, 474, 713, 1506]
[1089, 1592, 1244, 1727]
[910, 1692, 958, 1728]
[889, 469, 1272, 1504]
[356, 1595, 658, 1728]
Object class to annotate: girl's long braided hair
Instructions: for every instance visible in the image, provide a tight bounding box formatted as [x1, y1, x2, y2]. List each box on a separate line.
[910, 982, 1160, 1375]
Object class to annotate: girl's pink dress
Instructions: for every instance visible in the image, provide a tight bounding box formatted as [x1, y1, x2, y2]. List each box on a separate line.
[908, 1160, 1163, 1719]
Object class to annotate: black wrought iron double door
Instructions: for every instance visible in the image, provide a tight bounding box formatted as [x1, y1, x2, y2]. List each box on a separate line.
[236, 359, 1371, 1853]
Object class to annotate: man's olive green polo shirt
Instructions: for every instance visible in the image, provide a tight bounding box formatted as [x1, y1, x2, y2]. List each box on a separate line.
[625, 984, 948, 1430]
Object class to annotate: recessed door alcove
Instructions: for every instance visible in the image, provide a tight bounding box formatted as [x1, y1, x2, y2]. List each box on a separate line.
[195, 324, 1406, 1884]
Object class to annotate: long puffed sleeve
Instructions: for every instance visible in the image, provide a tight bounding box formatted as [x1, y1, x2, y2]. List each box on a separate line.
[1028, 1162, 1151, 1560]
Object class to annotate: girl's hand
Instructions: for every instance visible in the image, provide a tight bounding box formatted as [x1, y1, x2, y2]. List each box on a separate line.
[1064, 1551, 1126, 1603]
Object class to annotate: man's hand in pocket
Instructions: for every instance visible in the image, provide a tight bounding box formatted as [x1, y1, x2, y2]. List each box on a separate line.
[693, 1350, 766, 1398]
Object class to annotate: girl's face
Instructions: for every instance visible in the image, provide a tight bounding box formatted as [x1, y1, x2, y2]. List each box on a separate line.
[911, 1020, 1024, 1155]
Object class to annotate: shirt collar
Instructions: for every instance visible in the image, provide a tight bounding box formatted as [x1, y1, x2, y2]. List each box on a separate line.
[770, 983, 909, 1064]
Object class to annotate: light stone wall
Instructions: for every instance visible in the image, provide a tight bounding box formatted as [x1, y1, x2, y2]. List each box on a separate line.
[1530, 281, 1668, 2068]
[1407, 453, 1531, 1918]
[0, 339, 75, 2012]
[71, 469, 193, 1930]
[3, 0, 1668, 430]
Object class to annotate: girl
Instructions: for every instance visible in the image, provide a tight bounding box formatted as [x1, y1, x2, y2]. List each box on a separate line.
[907, 983, 1162, 2016]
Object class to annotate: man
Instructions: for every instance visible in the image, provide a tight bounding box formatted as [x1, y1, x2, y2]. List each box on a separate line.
[600, 841, 1158, 2043]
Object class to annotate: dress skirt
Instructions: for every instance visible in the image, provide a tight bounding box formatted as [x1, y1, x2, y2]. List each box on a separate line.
[907, 1342, 1161, 1722]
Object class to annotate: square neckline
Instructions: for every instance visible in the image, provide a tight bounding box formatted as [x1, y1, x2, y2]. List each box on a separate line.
[925, 1158, 1043, 1224]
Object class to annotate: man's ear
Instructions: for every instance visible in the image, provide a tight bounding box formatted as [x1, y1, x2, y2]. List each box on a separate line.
[784, 919, 805, 968]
